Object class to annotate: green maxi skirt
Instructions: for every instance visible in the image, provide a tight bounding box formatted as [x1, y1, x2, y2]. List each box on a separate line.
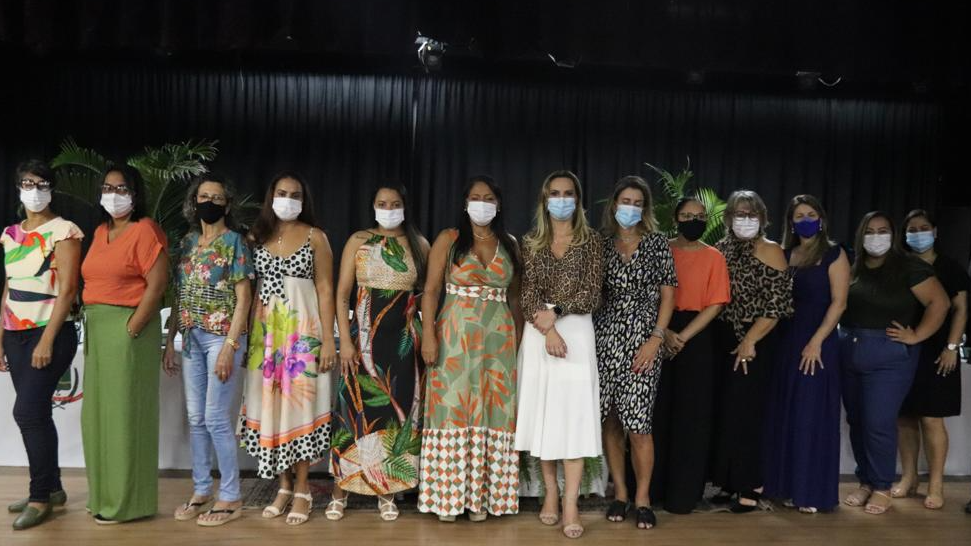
[81, 304, 160, 521]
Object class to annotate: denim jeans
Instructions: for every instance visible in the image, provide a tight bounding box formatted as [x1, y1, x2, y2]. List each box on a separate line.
[182, 328, 246, 501]
[839, 327, 920, 491]
[3, 323, 77, 502]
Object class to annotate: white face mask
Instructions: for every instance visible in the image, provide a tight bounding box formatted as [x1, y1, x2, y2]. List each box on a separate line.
[732, 216, 761, 240]
[863, 233, 893, 257]
[272, 197, 302, 221]
[20, 188, 52, 213]
[375, 207, 405, 229]
[467, 201, 498, 226]
[100, 193, 134, 219]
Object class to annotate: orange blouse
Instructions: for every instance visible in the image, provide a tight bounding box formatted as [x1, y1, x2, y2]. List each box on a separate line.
[81, 219, 167, 307]
[671, 244, 731, 312]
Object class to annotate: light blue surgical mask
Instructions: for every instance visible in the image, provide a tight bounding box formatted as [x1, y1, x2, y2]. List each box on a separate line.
[614, 204, 643, 228]
[547, 197, 576, 221]
[906, 230, 935, 253]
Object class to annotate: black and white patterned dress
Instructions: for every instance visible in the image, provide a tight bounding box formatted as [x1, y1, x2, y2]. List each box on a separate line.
[593, 232, 678, 434]
[239, 228, 334, 479]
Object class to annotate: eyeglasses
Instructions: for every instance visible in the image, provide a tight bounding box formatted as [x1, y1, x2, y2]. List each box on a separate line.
[678, 212, 708, 222]
[101, 184, 132, 195]
[19, 178, 52, 191]
[197, 193, 228, 205]
[732, 211, 760, 220]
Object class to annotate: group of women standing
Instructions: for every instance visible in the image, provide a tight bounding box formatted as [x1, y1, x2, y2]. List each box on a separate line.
[2, 159, 969, 536]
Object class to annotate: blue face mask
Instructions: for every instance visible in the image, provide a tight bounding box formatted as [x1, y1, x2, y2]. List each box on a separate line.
[614, 204, 643, 228]
[906, 230, 935, 253]
[547, 197, 576, 221]
[793, 218, 822, 238]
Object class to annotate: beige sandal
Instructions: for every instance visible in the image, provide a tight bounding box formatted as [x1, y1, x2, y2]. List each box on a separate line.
[325, 495, 348, 521]
[196, 505, 243, 527]
[924, 490, 945, 510]
[890, 482, 918, 498]
[468, 511, 487, 522]
[262, 489, 293, 519]
[174, 497, 213, 521]
[286, 492, 313, 525]
[844, 485, 872, 507]
[864, 491, 892, 515]
[378, 495, 399, 522]
[563, 523, 585, 539]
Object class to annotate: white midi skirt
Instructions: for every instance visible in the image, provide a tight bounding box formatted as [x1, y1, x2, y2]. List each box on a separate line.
[514, 313, 603, 460]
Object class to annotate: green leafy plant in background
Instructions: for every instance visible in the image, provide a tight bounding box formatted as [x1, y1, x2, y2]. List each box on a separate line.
[48, 137, 260, 303]
[644, 157, 726, 245]
[50, 136, 261, 243]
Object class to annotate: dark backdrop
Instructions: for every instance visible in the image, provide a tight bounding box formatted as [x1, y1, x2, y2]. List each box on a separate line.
[0, 61, 950, 252]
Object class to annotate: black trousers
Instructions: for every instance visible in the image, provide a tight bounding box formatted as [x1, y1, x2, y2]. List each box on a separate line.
[3, 323, 77, 502]
[709, 319, 779, 495]
[650, 310, 715, 513]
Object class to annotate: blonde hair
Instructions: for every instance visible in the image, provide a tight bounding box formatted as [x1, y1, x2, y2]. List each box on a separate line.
[524, 170, 595, 253]
[600, 175, 658, 237]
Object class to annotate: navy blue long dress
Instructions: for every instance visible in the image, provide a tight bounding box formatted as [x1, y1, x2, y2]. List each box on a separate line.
[762, 244, 842, 511]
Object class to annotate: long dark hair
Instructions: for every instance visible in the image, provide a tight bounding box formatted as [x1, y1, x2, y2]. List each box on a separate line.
[452, 175, 521, 277]
[370, 183, 427, 288]
[782, 194, 836, 268]
[249, 170, 319, 244]
[101, 164, 147, 226]
[898, 208, 937, 253]
[851, 210, 900, 278]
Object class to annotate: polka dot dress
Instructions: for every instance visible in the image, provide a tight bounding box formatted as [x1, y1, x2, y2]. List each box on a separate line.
[239, 230, 334, 479]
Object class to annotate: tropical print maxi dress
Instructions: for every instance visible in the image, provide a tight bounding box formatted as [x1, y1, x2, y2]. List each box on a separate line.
[330, 233, 424, 495]
[239, 230, 333, 479]
[419, 236, 519, 517]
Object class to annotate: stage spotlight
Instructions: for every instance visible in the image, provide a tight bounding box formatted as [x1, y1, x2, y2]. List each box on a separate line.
[416, 33, 446, 73]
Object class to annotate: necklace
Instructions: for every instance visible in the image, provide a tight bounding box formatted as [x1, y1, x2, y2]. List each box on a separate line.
[473, 230, 495, 241]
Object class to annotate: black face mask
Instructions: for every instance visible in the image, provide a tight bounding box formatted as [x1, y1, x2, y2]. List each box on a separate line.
[678, 219, 707, 241]
[196, 200, 226, 225]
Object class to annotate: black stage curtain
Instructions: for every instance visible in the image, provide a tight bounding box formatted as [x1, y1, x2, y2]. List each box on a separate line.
[412, 77, 941, 241]
[0, 62, 948, 260]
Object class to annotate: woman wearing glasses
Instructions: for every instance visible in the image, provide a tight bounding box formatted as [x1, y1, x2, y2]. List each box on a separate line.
[709, 190, 792, 513]
[2, 161, 83, 530]
[162, 175, 254, 526]
[651, 197, 730, 515]
[81, 165, 169, 524]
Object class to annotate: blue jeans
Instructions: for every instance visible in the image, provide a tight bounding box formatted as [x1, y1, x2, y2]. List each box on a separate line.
[182, 328, 246, 501]
[839, 327, 919, 490]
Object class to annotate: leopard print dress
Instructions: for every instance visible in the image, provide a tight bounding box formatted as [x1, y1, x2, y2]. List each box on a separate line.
[593, 232, 678, 434]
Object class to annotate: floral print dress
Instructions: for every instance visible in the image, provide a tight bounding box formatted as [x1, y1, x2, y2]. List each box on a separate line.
[330, 233, 424, 495]
[239, 230, 333, 478]
[419, 236, 519, 516]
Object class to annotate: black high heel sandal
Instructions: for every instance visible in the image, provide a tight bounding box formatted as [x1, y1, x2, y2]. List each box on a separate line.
[730, 490, 762, 513]
[605, 499, 630, 522]
[635, 506, 657, 529]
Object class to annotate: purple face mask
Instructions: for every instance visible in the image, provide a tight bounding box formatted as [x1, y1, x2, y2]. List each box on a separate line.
[793, 218, 821, 238]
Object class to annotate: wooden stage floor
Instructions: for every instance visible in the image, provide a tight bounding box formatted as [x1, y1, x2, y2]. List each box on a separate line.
[2, 468, 970, 545]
